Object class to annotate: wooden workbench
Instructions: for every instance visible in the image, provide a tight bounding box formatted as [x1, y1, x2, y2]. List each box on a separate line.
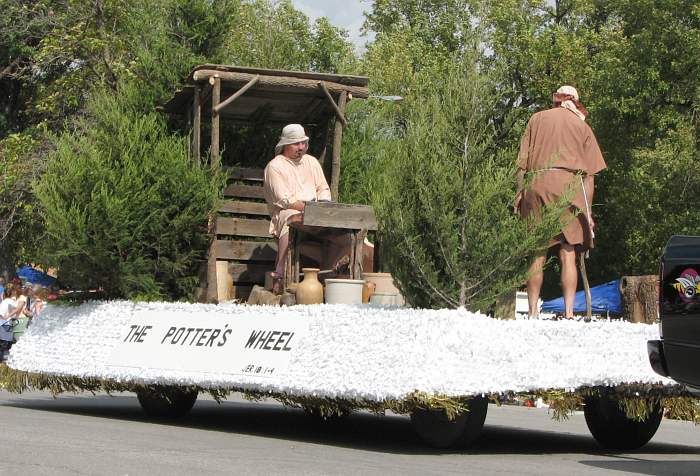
[285, 202, 377, 287]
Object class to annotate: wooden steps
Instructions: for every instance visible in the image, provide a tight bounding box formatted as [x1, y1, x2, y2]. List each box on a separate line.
[207, 166, 275, 302]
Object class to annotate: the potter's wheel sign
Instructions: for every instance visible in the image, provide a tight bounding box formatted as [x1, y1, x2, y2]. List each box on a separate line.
[106, 310, 307, 380]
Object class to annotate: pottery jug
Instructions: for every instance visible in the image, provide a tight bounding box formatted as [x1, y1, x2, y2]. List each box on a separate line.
[362, 281, 376, 303]
[296, 268, 324, 304]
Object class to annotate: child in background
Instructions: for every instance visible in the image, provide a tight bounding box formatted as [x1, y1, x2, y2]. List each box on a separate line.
[0, 286, 18, 358]
[0, 285, 18, 319]
[31, 287, 47, 318]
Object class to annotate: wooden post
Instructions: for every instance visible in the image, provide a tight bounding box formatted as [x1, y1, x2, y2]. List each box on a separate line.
[206, 217, 218, 303]
[330, 90, 348, 200]
[186, 103, 192, 159]
[192, 86, 201, 164]
[284, 229, 293, 290]
[209, 76, 221, 168]
[348, 231, 357, 279]
[293, 231, 301, 285]
[205, 78, 221, 302]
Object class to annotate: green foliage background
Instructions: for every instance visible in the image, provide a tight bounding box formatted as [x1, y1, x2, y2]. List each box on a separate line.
[342, 0, 700, 302]
[34, 86, 224, 300]
[0, 0, 354, 298]
[1, 0, 699, 304]
[366, 57, 565, 309]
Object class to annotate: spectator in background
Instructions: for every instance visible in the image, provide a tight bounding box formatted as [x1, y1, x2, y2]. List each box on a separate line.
[15, 285, 29, 319]
[15, 284, 36, 319]
[0, 286, 17, 359]
[0, 285, 17, 319]
[0, 278, 5, 304]
[31, 287, 47, 318]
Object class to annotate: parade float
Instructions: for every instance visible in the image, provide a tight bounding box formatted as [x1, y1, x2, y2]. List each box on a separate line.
[3, 66, 697, 452]
[2, 300, 698, 450]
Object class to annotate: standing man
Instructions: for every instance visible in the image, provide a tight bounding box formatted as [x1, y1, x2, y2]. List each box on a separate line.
[264, 124, 335, 292]
[515, 85, 607, 319]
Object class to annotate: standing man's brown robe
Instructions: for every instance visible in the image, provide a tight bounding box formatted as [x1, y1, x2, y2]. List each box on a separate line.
[517, 107, 607, 250]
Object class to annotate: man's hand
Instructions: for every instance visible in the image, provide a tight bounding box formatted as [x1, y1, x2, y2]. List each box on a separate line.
[291, 200, 305, 212]
[513, 191, 522, 214]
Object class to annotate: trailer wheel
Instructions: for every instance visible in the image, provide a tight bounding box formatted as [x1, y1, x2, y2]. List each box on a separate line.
[136, 387, 198, 418]
[584, 395, 662, 450]
[410, 396, 488, 449]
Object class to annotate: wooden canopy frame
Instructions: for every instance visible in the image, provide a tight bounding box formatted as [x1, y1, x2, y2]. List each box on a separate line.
[161, 65, 370, 302]
[160, 64, 369, 198]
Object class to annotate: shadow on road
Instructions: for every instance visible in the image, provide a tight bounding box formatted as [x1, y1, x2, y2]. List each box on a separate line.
[579, 458, 700, 475]
[3, 394, 698, 457]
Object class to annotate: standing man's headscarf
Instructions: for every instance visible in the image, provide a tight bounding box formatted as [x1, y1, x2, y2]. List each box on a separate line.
[553, 85, 588, 121]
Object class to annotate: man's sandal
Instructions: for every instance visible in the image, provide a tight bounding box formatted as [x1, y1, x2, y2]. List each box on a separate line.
[270, 272, 284, 295]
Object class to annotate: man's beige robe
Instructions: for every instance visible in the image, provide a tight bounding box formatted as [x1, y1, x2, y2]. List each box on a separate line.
[517, 107, 607, 249]
[263, 154, 331, 238]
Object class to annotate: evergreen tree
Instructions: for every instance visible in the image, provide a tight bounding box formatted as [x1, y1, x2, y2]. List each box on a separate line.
[370, 58, 564, 309]
[34, 84, 224, 300]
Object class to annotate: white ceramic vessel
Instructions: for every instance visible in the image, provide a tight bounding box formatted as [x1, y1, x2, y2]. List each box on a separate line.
[325, 278, 364, 304]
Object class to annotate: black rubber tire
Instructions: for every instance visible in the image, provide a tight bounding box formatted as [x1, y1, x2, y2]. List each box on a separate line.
[410, 396, 488, 449]
[583, 395, 663, 450]
[136, 387, 198, 418]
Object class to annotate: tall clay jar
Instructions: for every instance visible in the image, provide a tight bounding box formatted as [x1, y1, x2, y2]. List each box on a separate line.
[296, 268, 324, 305]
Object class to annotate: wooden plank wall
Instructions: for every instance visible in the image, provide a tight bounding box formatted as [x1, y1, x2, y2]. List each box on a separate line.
[211, 166, 276, 301]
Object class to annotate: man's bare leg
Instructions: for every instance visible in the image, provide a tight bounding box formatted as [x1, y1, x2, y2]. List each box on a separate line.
[526, 253, 546, 318]
[559, 243, 577, 318]
[274, 232, 290, 277]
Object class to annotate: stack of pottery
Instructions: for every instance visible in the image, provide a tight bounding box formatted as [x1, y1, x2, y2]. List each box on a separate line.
[361, 272, 405, 306]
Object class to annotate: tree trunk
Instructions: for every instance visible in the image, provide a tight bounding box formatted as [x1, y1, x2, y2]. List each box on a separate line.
[0, 245, 15, 282]
[620, 275, 659, 323]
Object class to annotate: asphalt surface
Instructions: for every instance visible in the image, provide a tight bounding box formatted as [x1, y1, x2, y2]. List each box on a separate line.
[1, 390, 698, 475]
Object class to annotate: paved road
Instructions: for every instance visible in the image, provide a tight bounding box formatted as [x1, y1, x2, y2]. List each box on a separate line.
[1, 390, 698, 475]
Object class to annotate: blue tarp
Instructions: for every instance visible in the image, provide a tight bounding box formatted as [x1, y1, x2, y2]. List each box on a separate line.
[541, 279, 622, 314]
[16, 266, 57, 288]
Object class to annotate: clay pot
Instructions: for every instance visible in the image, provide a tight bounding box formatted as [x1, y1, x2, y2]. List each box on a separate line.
[296, 268, 324, 305]
[325, 279, 364, 304]
[362, 281, 376, 303]
[361, 272, 405, 306]
[369, 292, 398, 305]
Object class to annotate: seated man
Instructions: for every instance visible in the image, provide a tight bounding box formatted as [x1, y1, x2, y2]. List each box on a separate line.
[263, 124, 352, 291]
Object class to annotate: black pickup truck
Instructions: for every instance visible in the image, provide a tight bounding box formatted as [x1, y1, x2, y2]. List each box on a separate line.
[648, 235, 700, 395]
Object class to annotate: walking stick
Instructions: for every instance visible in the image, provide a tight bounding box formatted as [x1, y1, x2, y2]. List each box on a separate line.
[579, 252, 592, 322]
[579, 175, 593, 322]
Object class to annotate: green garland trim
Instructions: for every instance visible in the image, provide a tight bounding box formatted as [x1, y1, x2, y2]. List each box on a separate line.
[1, 364, 698, 423]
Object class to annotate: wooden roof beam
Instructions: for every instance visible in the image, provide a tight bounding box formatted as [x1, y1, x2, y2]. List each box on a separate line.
[191, 69, 369, 99]
[213, 74, 260, 114]
[318, 82, 347, 127]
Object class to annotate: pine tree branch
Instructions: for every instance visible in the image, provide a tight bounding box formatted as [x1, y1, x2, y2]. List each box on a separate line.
[396, 208, 458, 307]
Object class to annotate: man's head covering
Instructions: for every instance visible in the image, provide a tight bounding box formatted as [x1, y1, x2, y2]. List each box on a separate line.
[275, 124, 309, 155]
[553, 85, 588, 121]
[556, 85, 579, 101]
